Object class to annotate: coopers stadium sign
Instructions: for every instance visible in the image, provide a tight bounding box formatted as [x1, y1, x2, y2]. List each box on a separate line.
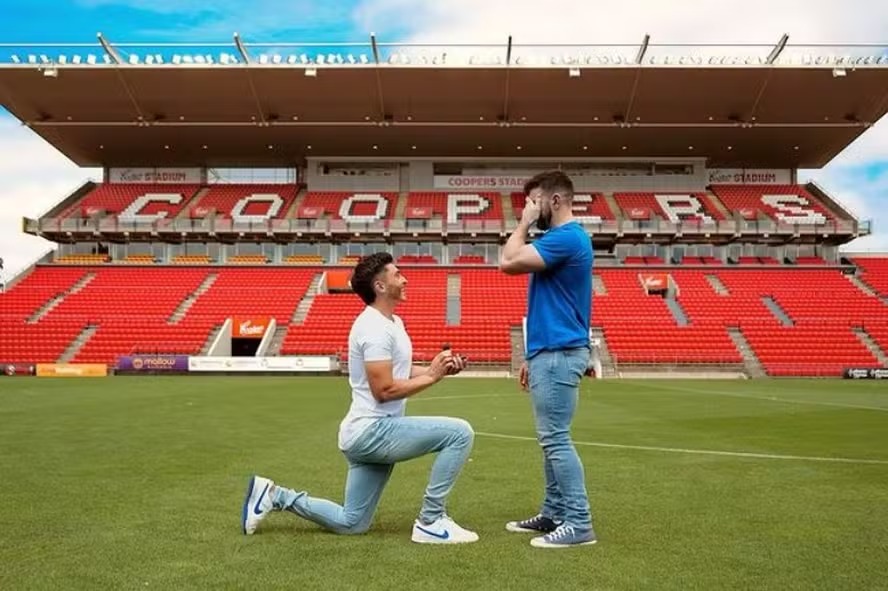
[434, 175, 530, 190]
[109, 167, 202, 184]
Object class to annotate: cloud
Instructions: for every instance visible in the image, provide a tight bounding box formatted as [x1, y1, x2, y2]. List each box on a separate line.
[0, 117, 100, 278]
[355, 0, 888, 44]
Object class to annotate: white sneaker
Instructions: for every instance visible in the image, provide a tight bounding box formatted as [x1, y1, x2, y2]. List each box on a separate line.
[411, 516, 479, 544]
[242, 475, 275, 535]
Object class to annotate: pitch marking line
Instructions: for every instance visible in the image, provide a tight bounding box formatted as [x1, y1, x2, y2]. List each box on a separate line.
[625, 381, 888, 413]
[476, 431, 888, 466]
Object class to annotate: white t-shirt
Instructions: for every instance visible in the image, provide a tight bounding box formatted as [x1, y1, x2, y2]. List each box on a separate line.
[338, 306, 413, 450]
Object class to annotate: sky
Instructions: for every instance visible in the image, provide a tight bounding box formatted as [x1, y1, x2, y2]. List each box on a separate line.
[1, 0, 887, 276]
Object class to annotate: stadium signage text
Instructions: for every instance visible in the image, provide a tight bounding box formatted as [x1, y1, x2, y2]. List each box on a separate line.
[35, 363, 108, 377]
[233, 317, 271, 339]
[187, 356, 333, 372]
[843, 368, 888, 380]
[708, 168, 791, 185]
[117, 355, 189, 372]
[434, 175, 530, 190]
[109, 167, 202, 184]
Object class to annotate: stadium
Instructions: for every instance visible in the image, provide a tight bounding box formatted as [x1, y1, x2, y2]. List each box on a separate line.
[1, 34, 887, 589]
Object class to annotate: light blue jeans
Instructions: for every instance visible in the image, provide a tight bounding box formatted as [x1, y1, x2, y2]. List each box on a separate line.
[271, 416, 474, 534]
[528, 347, 593, 531]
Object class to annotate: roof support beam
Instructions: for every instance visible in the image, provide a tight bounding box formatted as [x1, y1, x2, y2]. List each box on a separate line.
[746, 69, 773, 124]
[97, 32, 122, 64]
[370, 33, 387, 120]
[624, 67, 643, 124]
[635, 34, 650, 65]
[234, 32, 251, 64]
[234, 33, 266, 125]
[501, 35, 513, 123]
[98, 33, 147, 123]
[766, 33, 789, 65]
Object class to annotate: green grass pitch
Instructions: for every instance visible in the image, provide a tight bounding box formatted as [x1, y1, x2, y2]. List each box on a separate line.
[1, 376, 886, 590]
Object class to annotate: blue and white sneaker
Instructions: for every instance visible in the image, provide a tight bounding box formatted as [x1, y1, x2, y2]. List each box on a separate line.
[505, 513, 563, 533]
[530, 524, 597, 548]
[242, 475, 275, 535]
[411, 516, 479, 544]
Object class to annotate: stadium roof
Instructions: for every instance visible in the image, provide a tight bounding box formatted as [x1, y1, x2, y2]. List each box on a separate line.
[1, 35, 887, 168]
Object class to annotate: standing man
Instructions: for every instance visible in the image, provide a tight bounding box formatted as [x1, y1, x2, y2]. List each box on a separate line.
[499, 170, 596, 548]
[242, 252, 479, 544]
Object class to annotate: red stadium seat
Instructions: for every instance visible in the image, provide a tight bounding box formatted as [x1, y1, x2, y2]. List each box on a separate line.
[187, 184, 299, 220]
[61, 183, 200, 220]
[407, 192, 503, 223]
[301, 192, 398, 222]
[614, 192, 726, 222]
[710, 185, 835, 224]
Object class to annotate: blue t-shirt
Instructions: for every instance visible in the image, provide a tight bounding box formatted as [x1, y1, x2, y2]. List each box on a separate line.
[526, 221, 593, 359]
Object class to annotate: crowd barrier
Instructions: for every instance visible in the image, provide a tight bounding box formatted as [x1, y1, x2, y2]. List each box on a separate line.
[1, 355, 338, 377]
[843, 367, 888, 380]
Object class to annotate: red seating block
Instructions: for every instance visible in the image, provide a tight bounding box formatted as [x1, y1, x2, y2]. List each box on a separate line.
[852, 258, 888, 296]
[407, 192, 502, 223]
[710, 185, 834, 224]
[614, 192, 726, 222]
[62, 183, 200, 220]
[188, 184, 298, 220]
[300, 192, 397, 222]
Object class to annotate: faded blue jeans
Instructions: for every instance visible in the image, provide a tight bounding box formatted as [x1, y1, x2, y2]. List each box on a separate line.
[271, 416, 474, 534]
[528, 347, 593, 531]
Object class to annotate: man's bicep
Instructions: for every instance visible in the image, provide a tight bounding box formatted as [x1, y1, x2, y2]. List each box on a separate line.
[501, 243, 547, 274]
[364, 359, 394, 399]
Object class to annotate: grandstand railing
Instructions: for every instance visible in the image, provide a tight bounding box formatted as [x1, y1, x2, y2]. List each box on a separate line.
[24, 216, 866, 237]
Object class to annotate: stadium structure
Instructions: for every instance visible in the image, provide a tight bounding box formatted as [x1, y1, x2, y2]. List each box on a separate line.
[1, 34, 888, 379]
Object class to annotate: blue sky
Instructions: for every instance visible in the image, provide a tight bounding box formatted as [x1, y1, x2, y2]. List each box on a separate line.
[0, 0, 886, 275]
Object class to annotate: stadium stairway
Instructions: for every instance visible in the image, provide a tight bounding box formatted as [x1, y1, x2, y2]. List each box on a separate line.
[852, 327, 888, 366]
[291, 273, 324, 324]
[762, 297, 794, 326]
[727, 327, 766, 377]
[589, 327, 617, 377]
[168, 273, 219, 323]
[447, 273, 460, 325]
[59, 325, 99, 363]
[27, 271, 96, 323]
[510, 325, 524, 374]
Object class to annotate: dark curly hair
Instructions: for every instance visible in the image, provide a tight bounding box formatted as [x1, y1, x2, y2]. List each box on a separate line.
[350, 252, 394, 305]
[523, 170, 575, 201]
